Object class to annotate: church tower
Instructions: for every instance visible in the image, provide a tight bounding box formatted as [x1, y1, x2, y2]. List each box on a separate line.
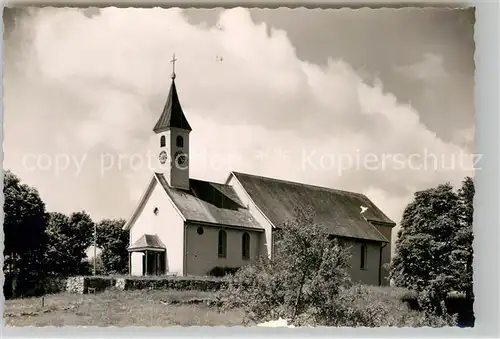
[152, 54, 192, 190]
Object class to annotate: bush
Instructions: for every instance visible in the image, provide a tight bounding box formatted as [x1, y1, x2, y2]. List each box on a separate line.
[119, 276, 228, 292]
[64, 275, 229, 294]
[217, 207, 354, 326]
[446, 294, 474, 327]
[330, 285, 456, 327]
[4, 276, 67, 299]
[208, 266, 240, 277]
[84, 276, 116, 292]
[398, 291, 474, 327]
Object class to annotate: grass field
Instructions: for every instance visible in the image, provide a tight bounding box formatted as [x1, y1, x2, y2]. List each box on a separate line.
[3, 289, 245, 327]
[3, 286, 444, 327]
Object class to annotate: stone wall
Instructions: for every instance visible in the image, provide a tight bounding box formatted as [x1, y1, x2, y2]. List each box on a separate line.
[66, 277, 85, 294]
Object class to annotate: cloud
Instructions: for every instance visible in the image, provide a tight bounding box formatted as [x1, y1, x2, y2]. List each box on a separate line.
[4, 7, 473, 238]
[361, 186, 411, 256]
[451, 126, 476, 150]
[395, 52, 449, 81]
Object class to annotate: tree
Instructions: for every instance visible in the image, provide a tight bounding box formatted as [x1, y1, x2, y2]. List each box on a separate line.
[3, 170, 48, 298]
[390, 183, 460, 294]
[455, 177, 474, 301]
[85, 252, 105, 275]
[45, 211, 94, 276]
[218, 206, 354, 326]
[96, 218, 129, 274]
[389, 178, 474, 320]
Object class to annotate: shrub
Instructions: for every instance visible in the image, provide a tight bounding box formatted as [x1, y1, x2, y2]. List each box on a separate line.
[217, 207, 354, 326]
[84, 276, 116, 292]
[4, 276, 67, 299]
[208, 266, 240, 277]
[116, 276, 228, 292]
[399, 291, 473, 327]
[446, 294, 474, 327]
[327, 284, 456, 327]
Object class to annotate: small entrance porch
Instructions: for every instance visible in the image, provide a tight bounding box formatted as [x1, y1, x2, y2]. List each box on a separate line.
[128, 234, 167, 276]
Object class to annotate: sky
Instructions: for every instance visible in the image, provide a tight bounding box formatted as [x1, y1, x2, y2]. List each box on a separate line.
[3, 7, 476, 253]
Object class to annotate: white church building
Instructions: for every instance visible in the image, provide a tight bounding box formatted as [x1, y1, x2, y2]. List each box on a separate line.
[123, 66, 396, 286]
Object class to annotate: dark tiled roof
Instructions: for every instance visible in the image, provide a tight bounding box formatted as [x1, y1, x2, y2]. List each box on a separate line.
[231, 172, 394, 242]
[153, 79, 192, 133]
[129, 234, 166, 250]
[155, 173, 262, 230]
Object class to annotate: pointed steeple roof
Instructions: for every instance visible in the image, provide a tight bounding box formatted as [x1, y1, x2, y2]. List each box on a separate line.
[153, 78, 192, 133]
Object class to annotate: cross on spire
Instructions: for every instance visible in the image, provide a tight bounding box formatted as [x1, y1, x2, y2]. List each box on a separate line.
[170, 53, 177, 80]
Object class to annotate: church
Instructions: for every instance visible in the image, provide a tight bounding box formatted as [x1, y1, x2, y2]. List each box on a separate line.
[123, 60, 396, 286]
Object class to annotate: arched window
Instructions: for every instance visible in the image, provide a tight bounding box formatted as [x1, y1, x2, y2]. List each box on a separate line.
[160, 135, 166, 148]
[218, 230, 227, 258]
[242, 232, 250, 260]
[176, 135, 184, 148]
[360, 244, 367, 269]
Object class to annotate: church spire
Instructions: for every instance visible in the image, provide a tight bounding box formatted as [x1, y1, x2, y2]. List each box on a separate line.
[153, 54, 192, 133]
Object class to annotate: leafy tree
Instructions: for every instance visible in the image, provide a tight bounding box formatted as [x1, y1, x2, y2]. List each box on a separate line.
[455, 177, 474, 301]
[390, 183, 460, 293]
[3, 170, 48, 297]
[390, 178, 475, 321]
[45, 211, 94, 276]
[45, 212, 71, 276]
[85, 252, 105, 275]
[96, 218, 129, 274]
[218, 206, 355, 326]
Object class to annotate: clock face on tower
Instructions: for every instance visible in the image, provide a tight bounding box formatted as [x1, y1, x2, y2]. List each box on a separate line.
[175, 150, 187, 166]
[158, 151, 168, 164]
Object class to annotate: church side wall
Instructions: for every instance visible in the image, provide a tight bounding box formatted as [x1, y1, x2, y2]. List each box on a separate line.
[342, 239, 381, 286]
[185, 223, 263, 276]
[227, 175, 273, 258]
[130, 181, 185, 276]
[370, 223, 393, 286]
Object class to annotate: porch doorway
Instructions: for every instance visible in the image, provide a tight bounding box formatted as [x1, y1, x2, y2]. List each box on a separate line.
[142, 251, 167, 276]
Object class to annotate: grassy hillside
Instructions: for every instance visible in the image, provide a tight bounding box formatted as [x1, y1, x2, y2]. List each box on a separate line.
[4, 289, 244, 327]
[3, 286, 437, 327]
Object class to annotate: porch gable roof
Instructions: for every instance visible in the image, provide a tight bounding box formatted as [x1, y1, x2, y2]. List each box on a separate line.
[128, 234, 166, 251]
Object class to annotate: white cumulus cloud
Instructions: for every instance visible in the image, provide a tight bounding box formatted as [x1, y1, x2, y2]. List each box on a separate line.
[4, 8, 474, 248]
